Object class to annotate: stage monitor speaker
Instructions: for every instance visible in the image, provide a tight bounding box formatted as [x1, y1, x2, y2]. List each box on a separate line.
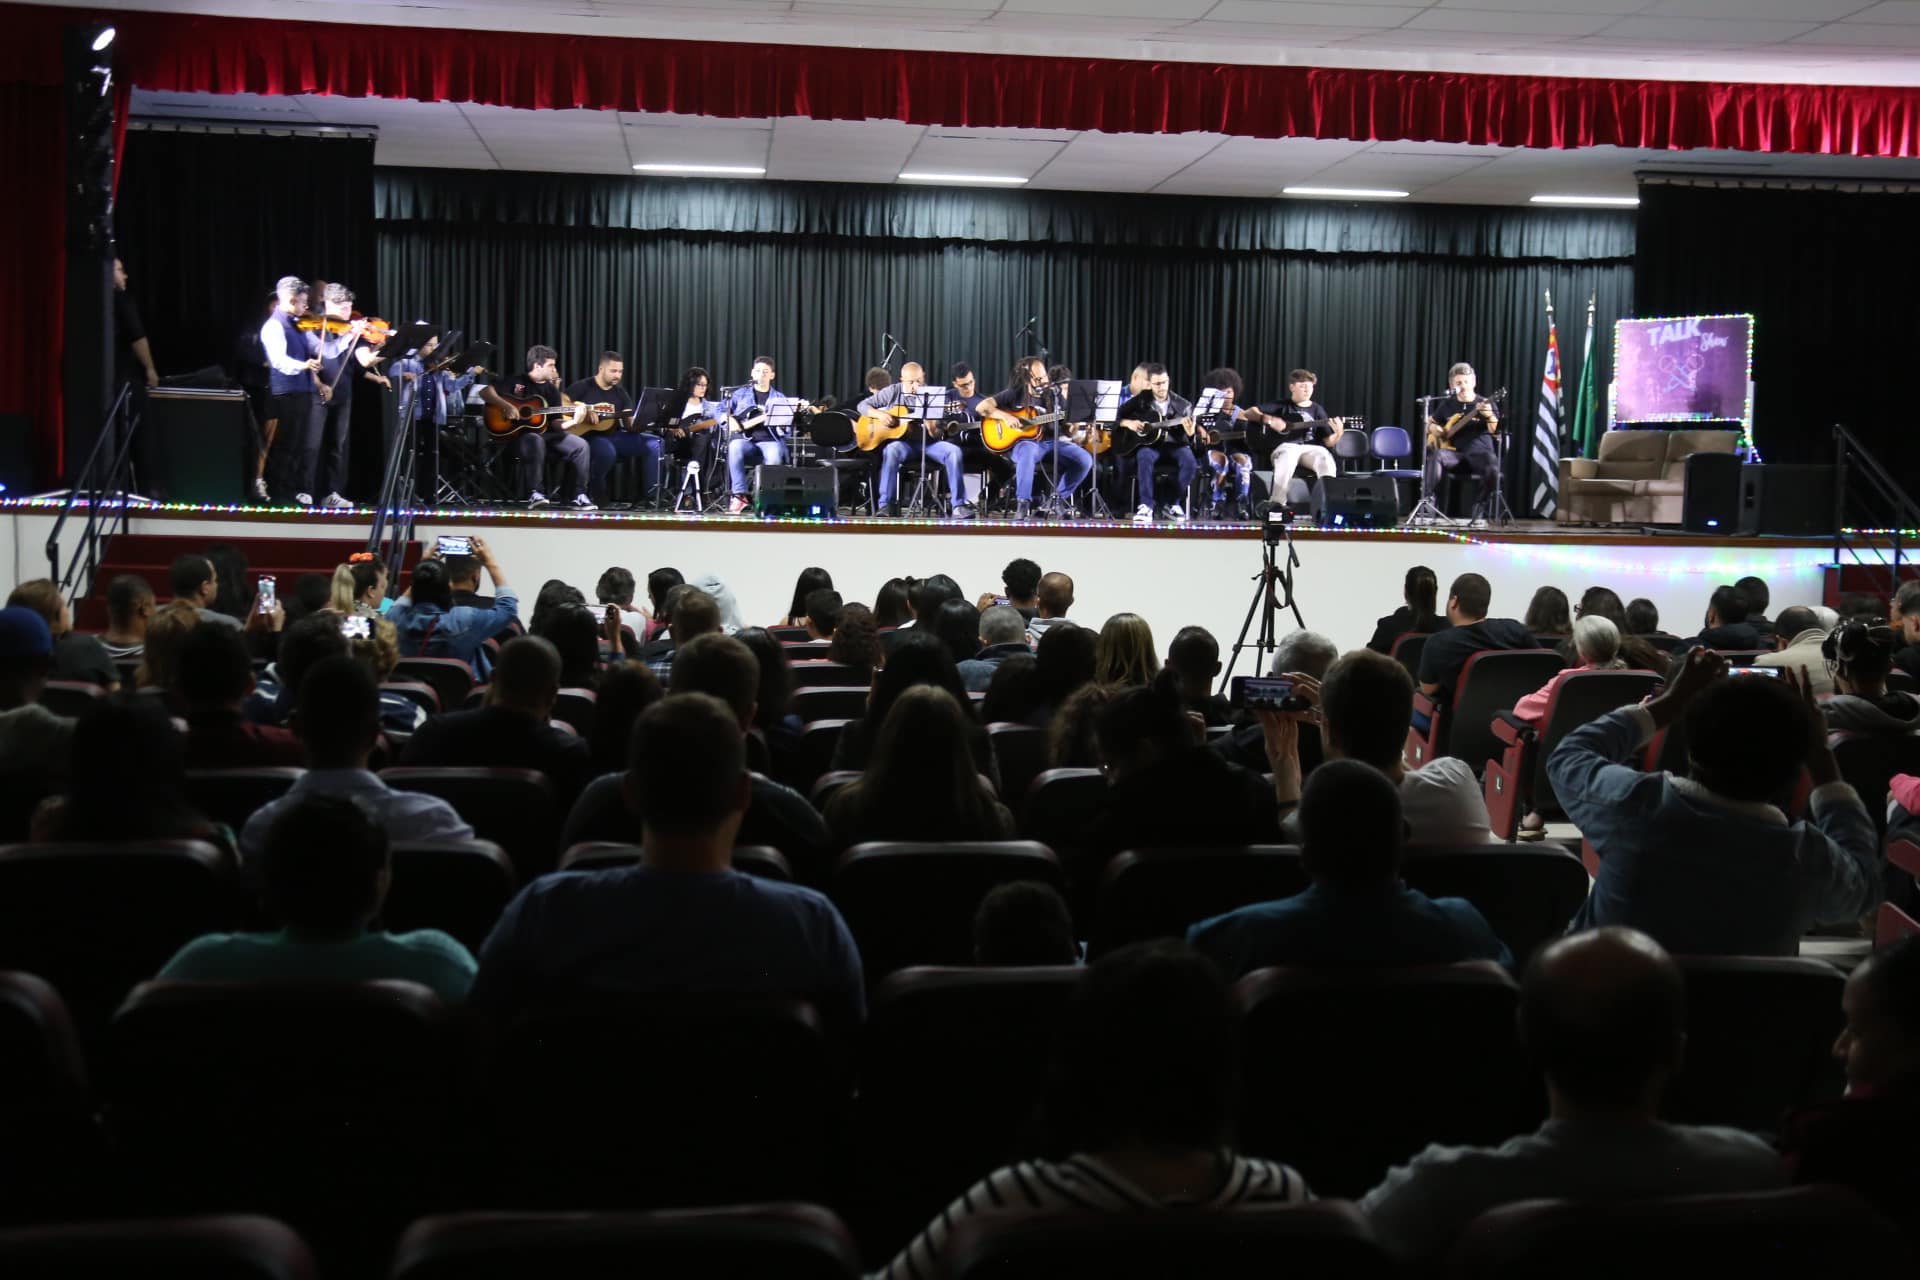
[144, 386, 252, 504]
[753, 464, 837, 518]
[1738, 464, 1837, 537]
[1681, 452, 1742, 533]
[1311, 473, 1400, 528]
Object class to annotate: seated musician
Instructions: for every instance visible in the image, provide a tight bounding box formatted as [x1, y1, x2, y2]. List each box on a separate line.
[567, 351, 662, 508]
[976, 356, 1094, 521]
[1244, 368, 1344, 499]
[715, 355, 797, 515]
[392, 335, 479, 434]
[1123, 364, 1196, 524]
[859, 361, 976, 521]
[1200, 367, 1256, 520]
[947, 362, 1013, 506]
[1425, 362, 1500, 525]
[478, 345, 593, 510]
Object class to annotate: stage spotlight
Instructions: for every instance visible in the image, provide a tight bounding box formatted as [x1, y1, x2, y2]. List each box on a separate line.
[91, 26, 115, 52]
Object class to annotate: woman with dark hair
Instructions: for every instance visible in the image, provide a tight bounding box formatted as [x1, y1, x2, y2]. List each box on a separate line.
[1049, 681, 1120, 768]
[530, 580, 587, 638]
[667, 367, 719, 496]
[643, 567, 684, 643]
[533, 602, 603, 690]
[585, 661, 663, 775]
[203, 543, 252, 623]
[1367, 565, 1446, 654]
[1821, 623, 1919, 737]
[932, 598, 982, 666]
[874, 577, 914, 629]
[386, 537, 519, 677]
[829, 632, 995, 786]
[1030, 623, 1098, 727]
[735, 627, 804, 781]
[875, 940, 1309, 1280]
[781, 567, 834, 628]
[1524, 586, 1573, 646]
[828, 603, 881, 678]
[823, 685, 1013, 847]
[1571, 586, 1669, 673]
[979, 653, 1044, 726]
[32, 695, 231, 854]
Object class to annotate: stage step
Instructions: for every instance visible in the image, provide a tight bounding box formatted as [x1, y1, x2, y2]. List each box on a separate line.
[1824, 561, 1918, 611]
[71, 532, 421, 631]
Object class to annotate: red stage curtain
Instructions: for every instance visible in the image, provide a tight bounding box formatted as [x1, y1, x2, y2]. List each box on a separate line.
[62, 6, 1916, 158]
[0, 75, 65, 483]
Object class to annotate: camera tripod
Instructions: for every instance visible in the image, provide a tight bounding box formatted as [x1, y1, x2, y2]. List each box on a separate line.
[1221, 515, 1305, 689]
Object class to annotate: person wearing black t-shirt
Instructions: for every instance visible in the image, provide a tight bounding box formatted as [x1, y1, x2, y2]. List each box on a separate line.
[1245, 368, 1345, 500]
[1424, 361, 1501, 524]
[478, 344, 593, 510]
[113, 258, 159, 391]
[302, 282, 391, 509]
[566, 351, 660, 508]
[1416, 572, 1535, 702]
[975, 356, 1093, 520]
[946, 362, 1014, 508]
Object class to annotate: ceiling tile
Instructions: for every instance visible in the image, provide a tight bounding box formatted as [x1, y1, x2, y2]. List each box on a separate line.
[1203, 1, 1423, 26]
[1405, 9, 1617, 36]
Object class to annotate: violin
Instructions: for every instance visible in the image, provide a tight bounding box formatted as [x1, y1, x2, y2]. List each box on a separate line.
[296, 312, 395, 346]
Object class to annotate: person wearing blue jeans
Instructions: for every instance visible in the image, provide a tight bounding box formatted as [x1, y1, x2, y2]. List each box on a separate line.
[1124, 364, 1196, 522]
[566, 354, 663, 506]
[859, 362, 975, 519]
[714, 356, 794, 514]
[978, 356, 1092, 520]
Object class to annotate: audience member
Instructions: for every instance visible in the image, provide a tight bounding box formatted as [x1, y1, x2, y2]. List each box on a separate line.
[595, 566, 647, 644]
[874, 576, 914, 629]
[280, 573, 333, 630]
[1027, 570, 1076, 642]
[1753, 605, 1833, 693]
[982, 557, 1043, 621]
[347, 613, 426, 734]
[642, 567, 683, 642]
[584, 660, 663, 776]
[1548, 649, 1879, 955]
[781, 566, 833, 628]
[532, 601, 602, 690]
[400, 636, 595, 810]
[1188, 758, 1510, 976]
[972, 879, 1077, 966]
[1892, 581, 1920, 680]
[1418, 573, 1535, 699]
[175, 623, 304, 767]
[1094, 612, 1159, 687]
[0, 607, 73, 776]
[1523, 585, 1573, 646]
[240, 656, 473, 862]
[473, 693, 864, 1024]
[1166, 625, 1232, 726]
[880, 574, 961, 657]
[1268, 628, 1338, 682]
[561, 633, 833, 882]
[1820, 622, 1919, 736]
[646, 587, 722, 683]
[1625, 596, 1678, 650]
[979, 653, 1044, 726]
[1050, 681, 1120, 769]
[802, 588, 843, 641]
[157, 794, 477, 1001]
[690, 570, 748, 634]
[1359, 928, 1786, 1262]
[1573, 587, 1684, 674]
[1735, 574, 1774, 639]
[735, 627, 802, 778]
[100, 573, 155, 664]
[1031, 622, 1098, 726]
[329, 559, 387, 617]
[830, 631, 985, 777]
[245, 611, 347, 727]
[445, 555, 492, 610]
[824, 685, 1013, 848]
[1780, 936, 1920, 1241]
[1840, 591, 1887, 626]
[387, 539, 519, 678]
[7, 579, 117, 688]
[1366, 565, 1446, 655]
[169, 554, 241, 629]
[31, 694, 227, 849]
[529, 579, 588, 639]
[876, 941, 1309, 1280]
[134, 601, 199, 694]
[1513, 615, 1626, 728]
[203, 544, 254, 623]
[827, 602, 881, 677]
[957, 605, 1031, 692]
[1686, 583, 1765, 651]
[931, 597, 983, 666]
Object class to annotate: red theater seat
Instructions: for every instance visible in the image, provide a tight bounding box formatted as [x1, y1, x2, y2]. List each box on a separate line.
[1481, 670, 1660, 839]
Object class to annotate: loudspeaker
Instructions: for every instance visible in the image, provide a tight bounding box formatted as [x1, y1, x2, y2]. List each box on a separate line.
[144, 387, 253, 503]
[1311, 473, 1400, 528]
[753, 464, 837, 518]
[1738, 464, 1837, 536]
[1681, 452, 1742, 533]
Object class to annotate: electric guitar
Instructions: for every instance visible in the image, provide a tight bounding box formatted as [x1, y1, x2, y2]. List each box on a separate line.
[482, 394, 613, 438]
[1426, 388, 1508, 452]
[980, 405, 1065, 454]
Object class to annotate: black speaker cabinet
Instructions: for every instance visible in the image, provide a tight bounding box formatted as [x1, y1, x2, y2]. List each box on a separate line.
[753, 464, 837, 517]
[1312, 473, 1400, 528]
[1738, 464, 1837, 537]
[1681, 452, 1742, 533]
[144, 386, 252, 503]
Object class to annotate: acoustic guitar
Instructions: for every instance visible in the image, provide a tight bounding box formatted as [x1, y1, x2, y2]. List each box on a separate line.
[851, 405, 945, 452]
[980, 405, 1065, 454]
[1426, 387, 1508, 452]
[1067, 423, 1112, 457]
[483, 393, 614, 438]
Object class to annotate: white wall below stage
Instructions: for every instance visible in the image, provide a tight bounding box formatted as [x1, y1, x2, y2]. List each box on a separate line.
[6, 508, 1841, 669]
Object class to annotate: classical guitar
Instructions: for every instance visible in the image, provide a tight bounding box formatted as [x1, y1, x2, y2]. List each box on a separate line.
[482, 394, 614, 438]
[851, 405, 944, 452]
[1426, 388, 1508, 452]
[1067, 422, 1112, 457]
[980, 406, 1065, 454]
[560, 403, 643, 437]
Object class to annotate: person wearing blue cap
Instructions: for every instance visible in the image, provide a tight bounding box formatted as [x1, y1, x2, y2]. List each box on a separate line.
[0, 606, 74, 777]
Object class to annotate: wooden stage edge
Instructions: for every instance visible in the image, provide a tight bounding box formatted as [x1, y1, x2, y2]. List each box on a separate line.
[0, 498, 1843, 551]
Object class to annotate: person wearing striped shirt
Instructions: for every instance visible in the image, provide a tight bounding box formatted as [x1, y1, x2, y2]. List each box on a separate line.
[871, 941, 1310, 1280]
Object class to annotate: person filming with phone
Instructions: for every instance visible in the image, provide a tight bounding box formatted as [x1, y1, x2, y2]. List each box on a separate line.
[386, 535, 519, 679]
[1547, 647, 1881, 956]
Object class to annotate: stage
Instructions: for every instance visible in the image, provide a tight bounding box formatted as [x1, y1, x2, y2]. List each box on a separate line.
[4, 497, 1849, 665]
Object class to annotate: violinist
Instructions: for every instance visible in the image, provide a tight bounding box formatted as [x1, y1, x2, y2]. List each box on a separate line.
[296, 283, 390, 509]
[260, 275, 321, 505]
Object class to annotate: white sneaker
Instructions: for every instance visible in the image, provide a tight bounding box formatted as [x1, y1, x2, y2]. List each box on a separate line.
[1133, 504, 1154, 524]
[322, 492, 352, 509]
[251, 478, 270, 502]
[293, 492, 314, 507]
[526, 490, 551, 509]
[1165, 504, 1187, 523]
[728, 496, 750, 514]
[571, 494, 598, 511]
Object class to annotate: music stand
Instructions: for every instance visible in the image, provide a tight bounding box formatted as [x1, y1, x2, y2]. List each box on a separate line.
[902, 386, 947, 515]
[1404, 393, 1452, 526]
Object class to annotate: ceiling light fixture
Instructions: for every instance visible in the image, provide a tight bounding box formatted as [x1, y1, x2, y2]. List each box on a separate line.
[898, 172, 1030, 186]
[632, 163, 765, 175]
[91, 26, 115, 51]
[1281, 186, 1409, 199]
[1531, 194, 1640, 206]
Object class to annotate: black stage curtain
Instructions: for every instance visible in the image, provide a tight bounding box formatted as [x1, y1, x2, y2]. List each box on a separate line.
[116, 130, 386, 496]
[377, 171, 1632, 510]
[1636, 182, 1920, 468]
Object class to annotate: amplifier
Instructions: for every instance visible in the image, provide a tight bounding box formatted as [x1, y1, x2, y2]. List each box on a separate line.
[1681, 452, 1742, 533]
[1737, 464, 1837, 537]
[1312, 473, 1400, 528]
[144, 386, 253, 504]
[753, 464, 837, 518]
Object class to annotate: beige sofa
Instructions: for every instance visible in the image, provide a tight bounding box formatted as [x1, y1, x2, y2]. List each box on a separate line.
[1556, 429, 1740, 525]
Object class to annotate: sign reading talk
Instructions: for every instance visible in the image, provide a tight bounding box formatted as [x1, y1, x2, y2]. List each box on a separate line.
[1613, 313, 1753, 424]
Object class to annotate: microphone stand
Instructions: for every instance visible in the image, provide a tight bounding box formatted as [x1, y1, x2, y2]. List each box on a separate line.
[903, 388, 938, 515]
[879, 332, 904, 376]
[1404, 392, 1452, 527]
